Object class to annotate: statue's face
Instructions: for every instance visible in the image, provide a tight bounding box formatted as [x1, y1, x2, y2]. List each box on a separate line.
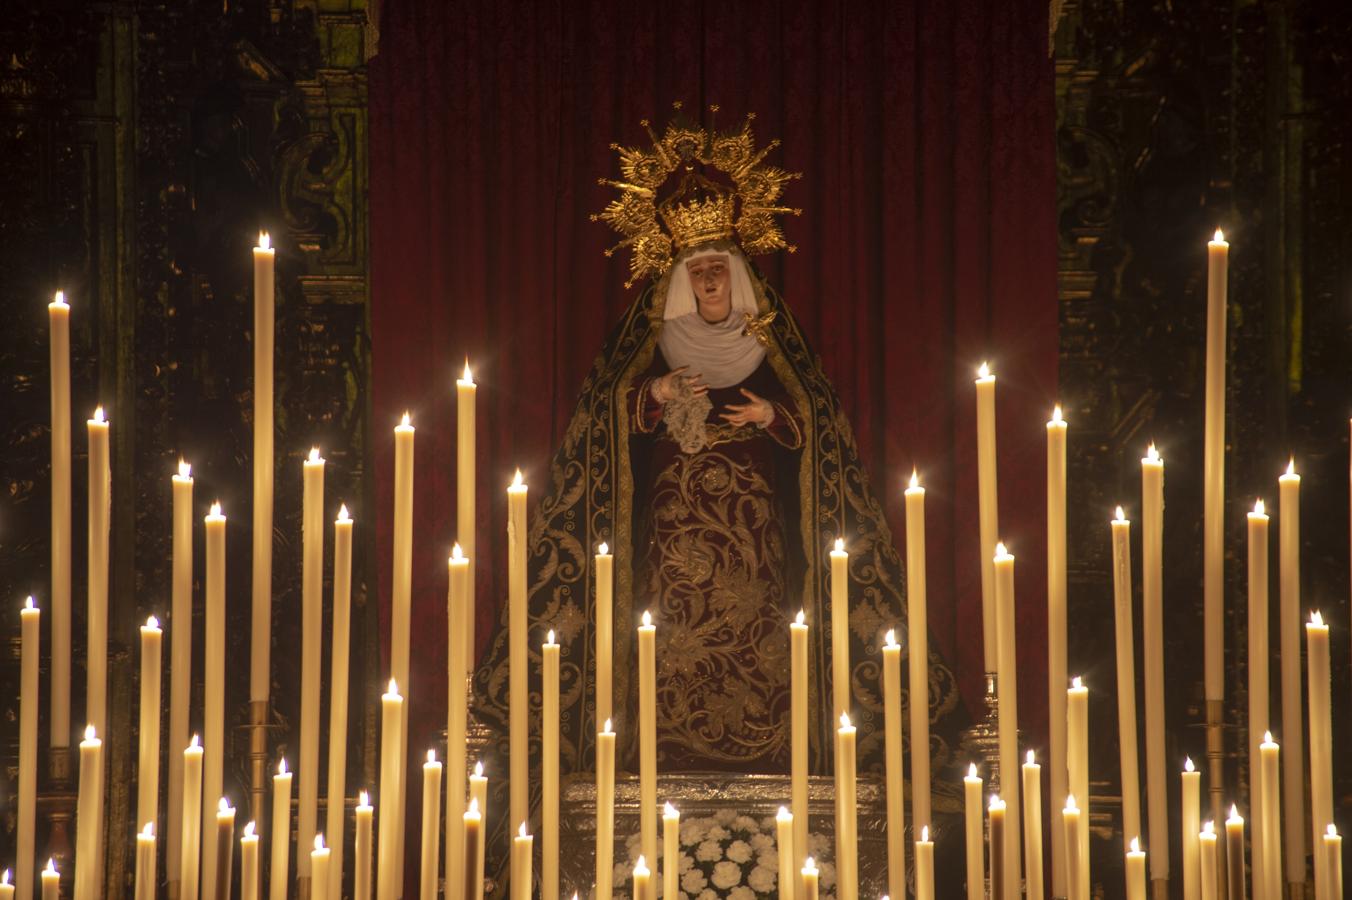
[686, 254, 732, 323]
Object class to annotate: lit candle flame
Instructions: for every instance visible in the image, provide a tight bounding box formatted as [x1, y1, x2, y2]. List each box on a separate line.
[1051, 404, 1064, 424]
[2, 869, 10, 885]
[909, 469, 919, 490]
[462, 360, 474, 383]
[1329, 824, 1339, 837]
[1213, 229, 1225, 243]
[468, 797, 480, 815]
[84, 724, 97, 742]
[92, 405, 105, 424]
[400, 411, 411, 428]
[1253, 498, 1266, 516]
[209, 501, 222, 517]
[804, 857, 817, 871]
[338, 504, 350, 522]
[1203, 821, 1215, 836]
[45, 860, 57, 875]
[1130, 836, 1141, 853]
[308, 447, 321, 463]
[277, 757, 287, 776]
[314, 834, 325, 852]
[53, 290, 68, 308]
[884, 628, 896, 648]
[191, 734, 200, 749]
[1114, 505, 1126, 521]
[218, 797, 231, 814]
[359, 790, 369, 807]
[977, 361, 991, 379]
[598, 542, 609, 555]
[25, 595, 34, 610]
[1072, 676, 1083, 689]
[634, 856, 648, 872]
[518, 822, 529, 839]
[839, 712, 852, 729]
[451, 542, 464, 561]
[1026, 749, 1036, 765]
[1286, 458, 1296, 477]
[1185, 757, 1195, 773]
[995, 541, 1009, 557]
[777, 805, 791, 819]
[178, 459, 192, 478]
[387, 678, 399, 695]
[968, 763, 978, 778]
[427, 749, 437, 763]
[1228, 804, 1241, 821]
[921, 825, 930, 842]
[146, 614, 159, 629]
[795, 609, 805, 626]
[1311, 610, 1324, 627]
[664, 801, 678, 817]
[546, 629, 555, 645]
[244, 821, 256, 838]
[989, 794, 1003, 810]
[1146, 443, 1160, 463]
[474, 761, 484, 777]
[1263, 730, 1274, 744]
[641, 610, 652, 627]
[834, 537, 845, 553]
[1065, 794, 1077, 810]
[258, 232, 271, 251]
[511, 469, 524, 488]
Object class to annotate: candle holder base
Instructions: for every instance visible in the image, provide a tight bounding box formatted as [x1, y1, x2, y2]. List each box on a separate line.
[958, 672, 1002, 794]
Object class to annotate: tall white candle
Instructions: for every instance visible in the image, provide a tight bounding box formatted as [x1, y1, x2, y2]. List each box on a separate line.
[1046, 406, 1068, 900]
[989, 795, 1007, 900]
[240, 822, 259, 900]
[1141, 444, 1168, 883]
[456, 363, 477, 667]
[1247, 499, 1270, 895]
[75, 726, 104, 900]
[1182, 759, 1201, 900]
[49, 291, 72, 750]
[905, 470, 932, 833]
[270, 759, 291, 900]
[461, 798, 481, 900]
[469, 764, 487, 900]
[830, 538, 850, 725]
[507, 469, 528, 834]
[252, 232, 276, 704]
[326, 505, 354, 900]
[542, 631, 560, 900]
[801, 857, 819, 900]
[420, 751, 442, 900]
[836, 713, 858, 900]
[993, 543, 1021, 900]
[201, 503, 227, 900]
[1022, 751, 1044, 900]
[298, 448, 325, 876]
[1225, 806, 1245, 900]
[1126, 837, 1147, 900]
[776, 806, 796, 900]
[377, 680, 405, 900]
[630, 856, 648, 900]
[135, 824, 156, 900]
[1063, 796, 1082, 900]
[446, 545, 471, 900]
[213, 798, 236, 900]
[882, 629, 905, 900]
[975, 362, 999, 672]
[595, 543, 614, 728]
[1277, 460, 1305, 886]
[1200, 822, 1218, 900]
[42, 860, 60, 900]
[1259, 733, 1281, 900]
[662, 802, 679, 900]
[355, 792, 373, 900]
[168, 460, 194, 887]
[511, 824, 533, 900]
[392, 415, 415, 887]
[638, 610, 657, 877]
[965, 765, 983, 900]
[310, 834, 331, 900]
[1324, 825, 1342, 900]
[1068, 678, 1090, 900]
[18, 598, 40, 898]
[915, 825, 935, 900]
[86, 406, 110, 738]
[1307, 612, 1332, 899]
[596, 723, 615, 900]
[1203, 230, 1228, 704]
[791, 610, 809, 878]
[1110, 508, 1142, 842]
[137, 615, 164, 842]
[181, 736, 204, 900]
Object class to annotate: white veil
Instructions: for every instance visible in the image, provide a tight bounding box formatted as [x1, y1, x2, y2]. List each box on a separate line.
[657, 247, 766, 388]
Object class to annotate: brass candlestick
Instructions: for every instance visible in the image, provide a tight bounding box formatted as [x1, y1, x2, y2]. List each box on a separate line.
[959, 672, 1003, 793]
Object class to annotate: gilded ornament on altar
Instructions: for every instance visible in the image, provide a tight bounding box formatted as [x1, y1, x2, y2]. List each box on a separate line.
[593, 103, 802, 285]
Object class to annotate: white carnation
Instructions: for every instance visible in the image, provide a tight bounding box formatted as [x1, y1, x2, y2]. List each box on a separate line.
[698, 890, 719, 900]
[680, 820, 705, 846]
[728, 888, 756, 900]
[749, 832, 774, 852]
[681, 868, 708, 894]
[733, 815, 760, 833]
[695, 839, 722, 862]
[748, 864, 776, 893]
[819, 861, 836, 890]
[706, 825, 729, 841]
[726, 840, 753, 864]
[711, 861, 743, 890]
[715, 809, 737, 826]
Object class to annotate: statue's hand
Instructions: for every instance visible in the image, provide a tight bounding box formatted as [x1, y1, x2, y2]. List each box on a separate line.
[653, 366, 707, 403]
[720, 388, 775, 428]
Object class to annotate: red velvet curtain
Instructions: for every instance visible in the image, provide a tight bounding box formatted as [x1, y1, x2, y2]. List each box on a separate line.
[370, 0, 1055, 805]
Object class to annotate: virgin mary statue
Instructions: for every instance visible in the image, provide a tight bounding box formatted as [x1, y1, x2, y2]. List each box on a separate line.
[472, 105, 966, 839]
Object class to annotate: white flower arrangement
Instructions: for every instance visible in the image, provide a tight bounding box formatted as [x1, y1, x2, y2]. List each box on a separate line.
[613, 808, 837, 899]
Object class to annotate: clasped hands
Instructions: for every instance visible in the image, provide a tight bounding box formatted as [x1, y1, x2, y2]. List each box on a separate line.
[652, 366, 775, 428]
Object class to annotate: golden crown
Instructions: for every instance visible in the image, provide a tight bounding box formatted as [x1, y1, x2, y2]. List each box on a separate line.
[592, 104, 802, 287]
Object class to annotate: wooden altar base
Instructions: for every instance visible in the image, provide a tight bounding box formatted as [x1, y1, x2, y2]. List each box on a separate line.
[559, 773, 889, 898]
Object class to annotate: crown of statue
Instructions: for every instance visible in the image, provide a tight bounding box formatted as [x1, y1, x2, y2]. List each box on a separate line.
[593, 103, 802, 287]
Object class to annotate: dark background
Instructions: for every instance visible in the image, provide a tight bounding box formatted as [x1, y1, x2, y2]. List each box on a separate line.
[1, 0, 1349, 896]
